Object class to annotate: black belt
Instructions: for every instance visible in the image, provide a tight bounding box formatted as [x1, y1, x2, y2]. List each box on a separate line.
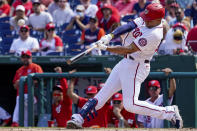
[125, 55, 150, 63]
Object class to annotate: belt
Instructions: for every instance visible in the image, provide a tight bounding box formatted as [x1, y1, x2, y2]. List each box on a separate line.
[124, 55, 150, 63]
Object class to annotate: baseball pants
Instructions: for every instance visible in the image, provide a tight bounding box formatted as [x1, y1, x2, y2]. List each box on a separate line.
[94, 58, 175, 121]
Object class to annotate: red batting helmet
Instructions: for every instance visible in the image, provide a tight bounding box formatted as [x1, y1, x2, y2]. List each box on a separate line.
[140, 3, 165, 21]
[148, 80, 160, 88]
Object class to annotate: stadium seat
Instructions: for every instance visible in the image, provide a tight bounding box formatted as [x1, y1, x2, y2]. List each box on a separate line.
[0, 22, 10, 30]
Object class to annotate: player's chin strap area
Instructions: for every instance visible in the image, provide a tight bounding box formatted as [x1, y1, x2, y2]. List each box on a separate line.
[79, 98, 98, 121]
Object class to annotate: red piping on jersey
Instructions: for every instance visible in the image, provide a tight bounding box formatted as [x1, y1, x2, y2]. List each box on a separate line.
[123, 32, 129, 46]
[132, 63, 174, 114]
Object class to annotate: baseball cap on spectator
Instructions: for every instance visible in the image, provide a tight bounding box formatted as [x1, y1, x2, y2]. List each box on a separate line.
[53, 85, 63, 92]
[16, 5, 25, 12]
[45, 23, 55, 30]
[76, 5, 85, 12]
[86, 86, 97, 94]
[20, 25, 29, 31]
[148, 80, 160, 89]
[112, 93, 122, 101]
[33, 0, 41, 4]
[140, 3, 165, 21]
[101, 4, 112, 14]
[21, 50, 32, 57]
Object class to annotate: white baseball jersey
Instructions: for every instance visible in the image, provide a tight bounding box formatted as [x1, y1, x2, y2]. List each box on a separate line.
[122, 17, 163, 62]
[137, 94, 173, 128]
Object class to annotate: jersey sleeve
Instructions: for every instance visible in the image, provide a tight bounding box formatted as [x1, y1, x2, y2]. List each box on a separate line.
[13, 70, 20, 84]
[54, 36, 63, 47]
[133, 17, 144, 27]
[36, 65, 43, 73]
[77, 96, 88, 108]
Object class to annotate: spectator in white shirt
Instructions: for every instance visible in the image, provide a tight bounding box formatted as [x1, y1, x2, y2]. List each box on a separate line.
[48, 0, 70, 15]
[137, 68, 176, 128]
[80, 0, 98, 17]
[9, 25, 40, 55]
[10, 5, 28, 32]
[52, 0, 74, 27]
[28, 0, 53, 32]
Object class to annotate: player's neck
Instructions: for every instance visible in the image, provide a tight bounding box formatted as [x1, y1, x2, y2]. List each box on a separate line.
[150, 95, 159, 102]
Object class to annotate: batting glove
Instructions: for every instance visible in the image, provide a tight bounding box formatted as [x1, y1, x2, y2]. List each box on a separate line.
[97, 42, 108, 50]
[99, 34, 113, 45]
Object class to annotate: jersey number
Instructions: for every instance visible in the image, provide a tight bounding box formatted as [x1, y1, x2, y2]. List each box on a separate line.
[132, 28, 142, 38]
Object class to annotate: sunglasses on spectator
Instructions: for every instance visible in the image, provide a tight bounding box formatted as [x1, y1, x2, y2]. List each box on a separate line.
[113, 100, 121, 104]
[149, 86, 159, 91]
[53, 93, 62, 97]
[21, 55, 31, 58]
[47, 28, 55, 32]
[20, 29, 28, 32]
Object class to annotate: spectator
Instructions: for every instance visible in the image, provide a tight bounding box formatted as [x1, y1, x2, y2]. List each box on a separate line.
[10, 0, 32, 17]
[78, 17, 105, 55]
[52, 67, 72, 127]
[137, 68, 176, 128]
[187, 0, 197, 27]
[10, 5, 28, 32]
[9, 25, 40, 55]
[66, 5, 90, 31]
[169, 7, 185, 27]
[165, 2, 179, 24]
[48, 0, 70, 15]
[11, 50, 43, 127]
[67, 78, 110, 128]
[108, 93, 138, 128]
[114, 0, 138, 16]
[0, 0, 10, 18]
[52, 0, 74, 27]
[28, 0, 53, 32]
[158, 22, 188, 55]
[132, 0, 151, 17]
[0, 106, 12, 126]
[98, 5, 120, 33]
[80, 0, 98, 18]
[40, 0, 53, 7]
[39, 23, 63, 56]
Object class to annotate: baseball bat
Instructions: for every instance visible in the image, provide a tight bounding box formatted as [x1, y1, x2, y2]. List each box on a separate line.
[66, 42, 98, 65]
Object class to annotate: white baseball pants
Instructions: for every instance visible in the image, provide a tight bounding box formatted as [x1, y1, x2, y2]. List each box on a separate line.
[94, 58, 175, 121]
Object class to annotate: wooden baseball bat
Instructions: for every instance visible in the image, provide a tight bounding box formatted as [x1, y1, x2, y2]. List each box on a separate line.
[66, 43, 98, 65]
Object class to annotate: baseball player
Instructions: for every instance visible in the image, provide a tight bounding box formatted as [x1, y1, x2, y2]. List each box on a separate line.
[67, 3, 183, 129]
[137, 68, 176, 128]
[12, 50, 43, 127]
[67, 78, 110, 128]
[52, 67, 72, 127]
[108, 93, 137, 128]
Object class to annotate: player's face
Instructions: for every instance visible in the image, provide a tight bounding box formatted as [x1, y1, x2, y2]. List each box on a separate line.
[148, 86, 160, 97]
[21, 55, 32, 66]
[144, 19, 161, 28]
[113, 100, 123, 109]
[53, 90, 63, 103]
[86, 93, 96, 99]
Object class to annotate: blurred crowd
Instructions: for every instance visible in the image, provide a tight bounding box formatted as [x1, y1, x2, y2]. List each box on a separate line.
[0, 0, 196, 56]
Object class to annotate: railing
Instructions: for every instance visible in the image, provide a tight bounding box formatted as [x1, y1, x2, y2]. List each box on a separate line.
[19, 72, 197, 127]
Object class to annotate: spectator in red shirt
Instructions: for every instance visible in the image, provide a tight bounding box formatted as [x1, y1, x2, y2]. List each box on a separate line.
[11, 50, 43, 127]
[51, 67, 72, 127]
[40, 22, 63, 56]
[186, 24, 197, 52]
[67, 78, 110, 128]
[96, 0, 112, 8]
[114, 0, 137, 16]
[108, 93, 138, 128]
[10, 0, 32, 17]
[97, 5, 120, 33]
[0, 0, 10, 18]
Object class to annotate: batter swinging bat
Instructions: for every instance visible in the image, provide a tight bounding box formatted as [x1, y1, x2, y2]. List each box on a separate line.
[66, 42, 98, 65]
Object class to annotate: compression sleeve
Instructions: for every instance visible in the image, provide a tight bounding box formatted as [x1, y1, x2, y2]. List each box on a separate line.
[111, 20, 137, 38]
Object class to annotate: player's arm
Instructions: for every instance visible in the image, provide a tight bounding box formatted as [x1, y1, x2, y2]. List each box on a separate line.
[113, 107, 130, 127]
[67, 78, 79, 104]
[105, 42, 140, 55]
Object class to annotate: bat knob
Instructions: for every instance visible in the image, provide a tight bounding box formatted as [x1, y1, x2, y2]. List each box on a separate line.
[66, 60, 72, 65]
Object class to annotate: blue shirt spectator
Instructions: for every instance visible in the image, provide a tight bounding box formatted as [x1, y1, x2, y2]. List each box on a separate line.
[132, 0, 150, 17]
[185, 0, 197, 26]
